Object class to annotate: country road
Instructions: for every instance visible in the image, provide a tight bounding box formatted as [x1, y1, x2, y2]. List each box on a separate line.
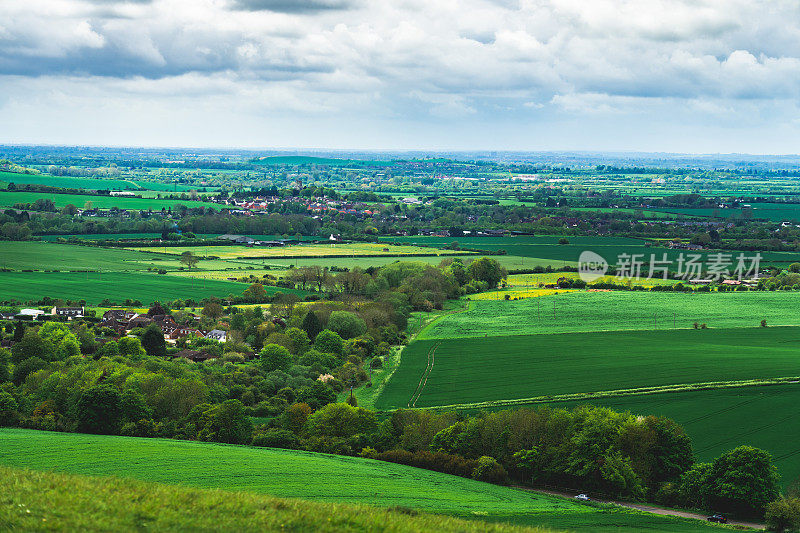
[519, 486, 766, 530]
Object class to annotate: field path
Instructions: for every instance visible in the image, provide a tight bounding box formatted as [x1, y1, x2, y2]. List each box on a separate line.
[523, 487, 765, 530]
[409, 341, 440, 407]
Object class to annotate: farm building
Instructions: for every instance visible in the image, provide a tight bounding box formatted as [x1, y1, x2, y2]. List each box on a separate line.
[19, 309, 45, 320]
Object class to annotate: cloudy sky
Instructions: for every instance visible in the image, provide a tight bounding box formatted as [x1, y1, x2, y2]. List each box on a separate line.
[2, 0, 800, 152]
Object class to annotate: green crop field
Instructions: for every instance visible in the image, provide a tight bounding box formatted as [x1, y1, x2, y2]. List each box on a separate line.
[546, 384, 800, 489]
[0, 429, 723, 532]
[422, 291, 800, 339]
[0, 190, 218, 210]
[376, 327, 800, 409]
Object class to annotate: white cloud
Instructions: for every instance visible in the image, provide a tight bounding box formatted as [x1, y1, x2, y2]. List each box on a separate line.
[2, 0, 800, 150]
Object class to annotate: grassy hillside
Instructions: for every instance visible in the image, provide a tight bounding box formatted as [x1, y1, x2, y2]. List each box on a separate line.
[0, 466, 546, 533]
[421, 291, 800, 339]
[376, 327, 800, 409]
[0, 429, 726, 532]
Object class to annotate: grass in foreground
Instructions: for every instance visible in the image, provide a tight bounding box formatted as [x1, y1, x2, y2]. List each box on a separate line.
[376, 327, 800, 409]
[0, 429, 585, 516]
[0, 466, 546, 533]
[0, 430, 729, 532]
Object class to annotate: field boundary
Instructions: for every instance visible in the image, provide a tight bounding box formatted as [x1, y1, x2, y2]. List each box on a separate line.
[408, 376, 800, 411]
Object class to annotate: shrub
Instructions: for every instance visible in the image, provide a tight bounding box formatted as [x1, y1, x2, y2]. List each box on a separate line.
[252, 429, 300, 449]
[0, 392, 19, 426]
[472, 456, 510, 485]
[766, 498, 800, 533]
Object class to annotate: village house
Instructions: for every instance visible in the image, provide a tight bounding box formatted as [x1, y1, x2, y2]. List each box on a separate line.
[51, 306, 84, 320]
[205, 329, 227, 342]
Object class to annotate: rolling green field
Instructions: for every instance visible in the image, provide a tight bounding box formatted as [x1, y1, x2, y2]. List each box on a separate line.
[0, 171, 139, 191]
[0, 170, 208, 192]
[422, 291, 800, 339]
[0, 466, 557, 533]
[384, 235, 799, 265]
[0, 467, 548, 533]
[0, 241, 314, 303]
[376, 327, 800, 409]
[548, 384, 800, 489]
[0, 271, 265, 305]
[0, 241, 174, 271]
[0, 429, 725, 532]
[0, 190, 218, 210]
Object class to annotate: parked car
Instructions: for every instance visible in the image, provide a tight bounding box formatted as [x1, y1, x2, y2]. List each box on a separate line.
[574, 494, 590, 501]
[707, 514, 727, 523]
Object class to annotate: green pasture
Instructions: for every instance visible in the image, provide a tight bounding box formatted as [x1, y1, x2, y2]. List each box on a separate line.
[0, 429, 724, 532]
[0, 190, 218, 210]
[376, 327, 800, 409]
[422, 291, 800, 339]
[548, 384, 800, 489]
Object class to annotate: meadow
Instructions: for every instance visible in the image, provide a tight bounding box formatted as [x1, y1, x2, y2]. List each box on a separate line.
[375, 327, 800, 409]
[0, 430, 725, 532]
[0, 190, 217, 210]
[548, 384, 800, 489]
[421, 291, 800, 339]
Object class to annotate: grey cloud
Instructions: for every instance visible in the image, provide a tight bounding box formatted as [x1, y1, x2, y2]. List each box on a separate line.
[230, 0, 354, 13]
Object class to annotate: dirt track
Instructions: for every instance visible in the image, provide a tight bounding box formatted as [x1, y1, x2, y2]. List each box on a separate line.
[524, 487, 766, 530]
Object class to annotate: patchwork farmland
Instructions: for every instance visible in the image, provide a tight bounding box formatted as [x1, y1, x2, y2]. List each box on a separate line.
[377, 289, 800, 491]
